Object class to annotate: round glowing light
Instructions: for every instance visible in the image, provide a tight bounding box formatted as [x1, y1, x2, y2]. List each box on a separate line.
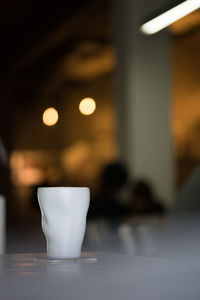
[79, 97, 96, 116]
[42, 107, 59, 126]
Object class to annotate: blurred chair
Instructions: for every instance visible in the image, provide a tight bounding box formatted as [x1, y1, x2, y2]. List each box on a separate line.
[0, 195, 5, 254]
[118, 223, 137, 255]
[86, 219, 119, 252]
[118, 217, 163, 255]
[175, 165, 200, 212]
[86, 216, 163, 255]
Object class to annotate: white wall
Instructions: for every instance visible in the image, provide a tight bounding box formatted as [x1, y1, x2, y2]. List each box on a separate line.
[113, 0, 175, 208]
[0, 195, 5, 254]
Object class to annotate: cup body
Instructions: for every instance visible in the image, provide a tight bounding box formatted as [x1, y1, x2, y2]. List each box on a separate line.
[38, 187, 90, 259]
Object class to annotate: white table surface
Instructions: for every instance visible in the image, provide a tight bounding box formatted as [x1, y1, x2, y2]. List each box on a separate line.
[0, 252, 200, 300]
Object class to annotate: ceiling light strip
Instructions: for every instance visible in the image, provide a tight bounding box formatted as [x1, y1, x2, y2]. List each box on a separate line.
[140, 0, 200, 35]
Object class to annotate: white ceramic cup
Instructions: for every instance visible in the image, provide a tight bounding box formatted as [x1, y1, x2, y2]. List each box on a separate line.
[38, 187, 90, 259]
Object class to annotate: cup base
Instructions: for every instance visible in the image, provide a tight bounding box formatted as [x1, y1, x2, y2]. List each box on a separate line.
[33, 252, 97, 263]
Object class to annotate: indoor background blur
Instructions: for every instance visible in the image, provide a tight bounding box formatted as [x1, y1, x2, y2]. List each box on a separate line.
[1, 0, 200, 254]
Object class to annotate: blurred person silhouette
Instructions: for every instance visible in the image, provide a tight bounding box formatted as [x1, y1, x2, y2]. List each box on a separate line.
[0, 137, 10, 203]
[131, 180, 164, 215]
[175, 164, 200, 212]
[88, 162, 130, 221]
[31, 181, 51, 212]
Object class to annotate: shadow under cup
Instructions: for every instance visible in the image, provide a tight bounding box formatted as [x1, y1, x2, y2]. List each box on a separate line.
[37, 187, 90, 259]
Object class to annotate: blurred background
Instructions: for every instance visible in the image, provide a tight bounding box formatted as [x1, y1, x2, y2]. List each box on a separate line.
[1, 0, 200, 255]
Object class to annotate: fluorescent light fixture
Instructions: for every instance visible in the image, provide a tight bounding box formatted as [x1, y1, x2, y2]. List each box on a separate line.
[140, 0, 200, 35]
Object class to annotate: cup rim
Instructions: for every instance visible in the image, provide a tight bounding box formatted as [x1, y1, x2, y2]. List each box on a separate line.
[38, 186, 89, 191]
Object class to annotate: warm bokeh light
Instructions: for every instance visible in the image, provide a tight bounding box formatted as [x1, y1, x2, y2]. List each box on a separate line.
[43, 107, 58, 126]
[79, 97, 96, 116]
[10, 151, 45, 186]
